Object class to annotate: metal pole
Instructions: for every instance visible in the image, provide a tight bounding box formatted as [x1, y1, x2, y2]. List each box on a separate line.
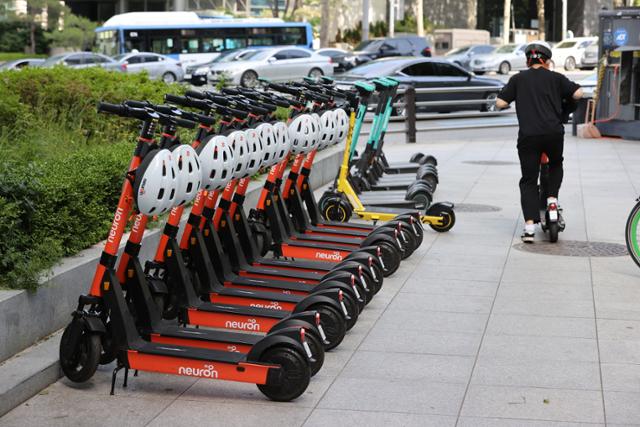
[362, 0, 370, 41]
[503, 0, 511, 44]
[246, 0, 251, 16]
[389, 0, 395, 38]
[405, 86, 416, 143]
[561, 0, 567, 39]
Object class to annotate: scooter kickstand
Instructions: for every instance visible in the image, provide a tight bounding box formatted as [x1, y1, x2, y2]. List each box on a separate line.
[110, 363, 124, 395]
[123, 367, 130, 388]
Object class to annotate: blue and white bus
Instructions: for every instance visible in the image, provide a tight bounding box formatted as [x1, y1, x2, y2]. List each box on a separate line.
[95, 12, 313, 66]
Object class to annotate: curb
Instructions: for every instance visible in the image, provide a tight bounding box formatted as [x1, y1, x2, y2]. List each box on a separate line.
[0, 145, 342, 417]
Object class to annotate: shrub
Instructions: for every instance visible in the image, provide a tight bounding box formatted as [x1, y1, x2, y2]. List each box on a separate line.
[0, 67, 182, 289]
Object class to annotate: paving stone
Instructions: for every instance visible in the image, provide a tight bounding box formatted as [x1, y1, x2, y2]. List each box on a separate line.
[360, 327, 482, 356]
[341, 351, 473, 384]
[457, 417, 604, 427]
[601, 363, 640, 393]
[478, 335, 599, 363]
[597, 318, 640, 341]
[400, 278, 499, 297]
[375, 309, 488, 334]
[460, 384, 604, 423]
[491, 296, 595, 318]
[599, 339, 640, 364]
[304, 409, 456, 427]
[603, 391, 640, 424]
[471, 358, 601, 390]
[317, 377, 466, 415]
[486, 314, 595, 339]
[387, 292, 494, 314]
[148, 399, 313, 427]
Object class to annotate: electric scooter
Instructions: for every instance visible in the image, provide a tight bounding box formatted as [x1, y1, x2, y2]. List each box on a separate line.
[60, 103, 312, 401]
[538, 153, 565, 242]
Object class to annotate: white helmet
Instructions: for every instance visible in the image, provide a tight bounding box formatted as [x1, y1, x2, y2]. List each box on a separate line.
[318, 110, 337, 150]
[227, 130, 251, 179]
[288, 113, 318, 155]
[197, 134, 235, 191]
[334, 108, 349, 143]
[171, 144, 201, 207]
[256, 122, 278, 168]
[244, 127, 264, 177]
[134, 149, 178, 215]
[272, 121, 291, 164]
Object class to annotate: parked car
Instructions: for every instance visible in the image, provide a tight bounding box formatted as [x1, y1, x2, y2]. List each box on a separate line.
[339, 57, 503, 113]
[108, 52, 184, 83]
[349, 36, 432, 65]
[0, 58, 44, 70]
[580, 43, 598, 70]
[469, 43, 528, 75]
[208, 46, 333, 88]
[550, 37, 597, 71]
[316, 48, 355, 72]
[578, 72, 598, 97]
[185, 48, 259, 85]
[40, 52, 115, 69]
[443, 44, 495, 70]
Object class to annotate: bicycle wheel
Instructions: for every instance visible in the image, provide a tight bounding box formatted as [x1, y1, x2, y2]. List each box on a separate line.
[625, 200, 640, 268]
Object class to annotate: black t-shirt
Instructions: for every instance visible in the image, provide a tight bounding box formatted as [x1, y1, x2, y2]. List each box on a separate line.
[498, 67, 580, 138]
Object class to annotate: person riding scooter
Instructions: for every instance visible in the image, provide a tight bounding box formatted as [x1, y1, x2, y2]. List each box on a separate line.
[495, 40, 583, 243]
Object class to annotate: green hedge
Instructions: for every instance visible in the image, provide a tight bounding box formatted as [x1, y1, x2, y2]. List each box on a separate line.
[0, 67, 182, 290]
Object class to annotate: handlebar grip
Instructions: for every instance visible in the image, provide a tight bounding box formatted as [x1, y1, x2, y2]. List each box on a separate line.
[184, 90, 206, 100]
[221, 88, 241, 96]
[97, 102, 127, 116]
[268, 83, 301, 96]
[206, 93, 229, 106]
[173, 116, 197, 129]
[227, 107, 249, 119]
[123, 100, 151, 109]
[164, 94, 211, 112]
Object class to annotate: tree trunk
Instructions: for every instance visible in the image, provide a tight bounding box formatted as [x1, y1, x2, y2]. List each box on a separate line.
[467, 0, 477, 29]
[29, 21, 36, 54]
[503, 0, 511, 44]
[416, 0, 423, 36]
[536, 0, 545, 40]
[319, 0, 329, 47]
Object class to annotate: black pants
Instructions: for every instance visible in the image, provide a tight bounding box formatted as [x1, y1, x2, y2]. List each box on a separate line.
[517, 133, 564, 222]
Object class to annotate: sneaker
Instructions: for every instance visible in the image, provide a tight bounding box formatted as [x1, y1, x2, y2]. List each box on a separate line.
[521, 230, 535, 243]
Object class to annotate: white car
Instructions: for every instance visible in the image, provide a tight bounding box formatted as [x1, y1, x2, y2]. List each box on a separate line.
[551, 37, 597, 71]
[208, 46, 333, 87]
[469, 43, 528, 75]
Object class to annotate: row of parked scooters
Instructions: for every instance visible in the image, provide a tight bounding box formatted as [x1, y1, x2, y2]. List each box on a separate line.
[59, 76, 455, 401]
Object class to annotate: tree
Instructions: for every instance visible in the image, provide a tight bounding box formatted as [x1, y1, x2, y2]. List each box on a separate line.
[319, 0, 329, 47]
[536, 0, 545, 40]
[46, 12, 97, 50]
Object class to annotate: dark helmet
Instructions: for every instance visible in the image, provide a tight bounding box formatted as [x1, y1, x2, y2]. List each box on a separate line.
[525, 41, 552, 65]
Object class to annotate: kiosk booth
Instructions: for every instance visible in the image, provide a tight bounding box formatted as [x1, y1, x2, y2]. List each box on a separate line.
[595, 8, 640, 140]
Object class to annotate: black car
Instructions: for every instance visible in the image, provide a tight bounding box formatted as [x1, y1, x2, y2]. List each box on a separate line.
[340, 57, 504, 113]
[316, 48, 354, 72]
[350, 36, 432, 65]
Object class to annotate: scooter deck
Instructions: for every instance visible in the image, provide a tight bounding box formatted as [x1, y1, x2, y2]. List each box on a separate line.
[153, 322, 262, 346]
[131, 340, 248, 363]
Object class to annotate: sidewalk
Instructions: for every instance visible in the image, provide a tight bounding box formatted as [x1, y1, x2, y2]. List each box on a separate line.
[2, 128, 639, 426]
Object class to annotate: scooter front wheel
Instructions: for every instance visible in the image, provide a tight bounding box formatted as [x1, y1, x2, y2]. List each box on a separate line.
[428, 206, 456, 233]
[257, 347, 310, 401]
[59, 323, 101, 383]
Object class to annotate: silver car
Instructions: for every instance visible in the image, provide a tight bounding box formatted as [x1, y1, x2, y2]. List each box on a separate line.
[444, 44, 495, 70]
[40, 52, 115, 69]
[208, 47, 334, 88]
[469, 43, 528, 75]
[0, 58, 45, 70]
[109, 52, 184, 83]
[185, 48, 260, 86]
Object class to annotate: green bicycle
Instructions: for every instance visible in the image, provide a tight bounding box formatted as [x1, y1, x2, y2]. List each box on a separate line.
[625, 198, 640, 267]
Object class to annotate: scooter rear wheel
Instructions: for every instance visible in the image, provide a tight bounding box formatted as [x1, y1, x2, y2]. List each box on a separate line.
[378, 241, 401, 277]
[304, 331, 325, 376]
[60, 323, 101, 383]
[311, 305, 346, 351]
[257, 347, 310, 401]
[548, 222, 559, 243]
